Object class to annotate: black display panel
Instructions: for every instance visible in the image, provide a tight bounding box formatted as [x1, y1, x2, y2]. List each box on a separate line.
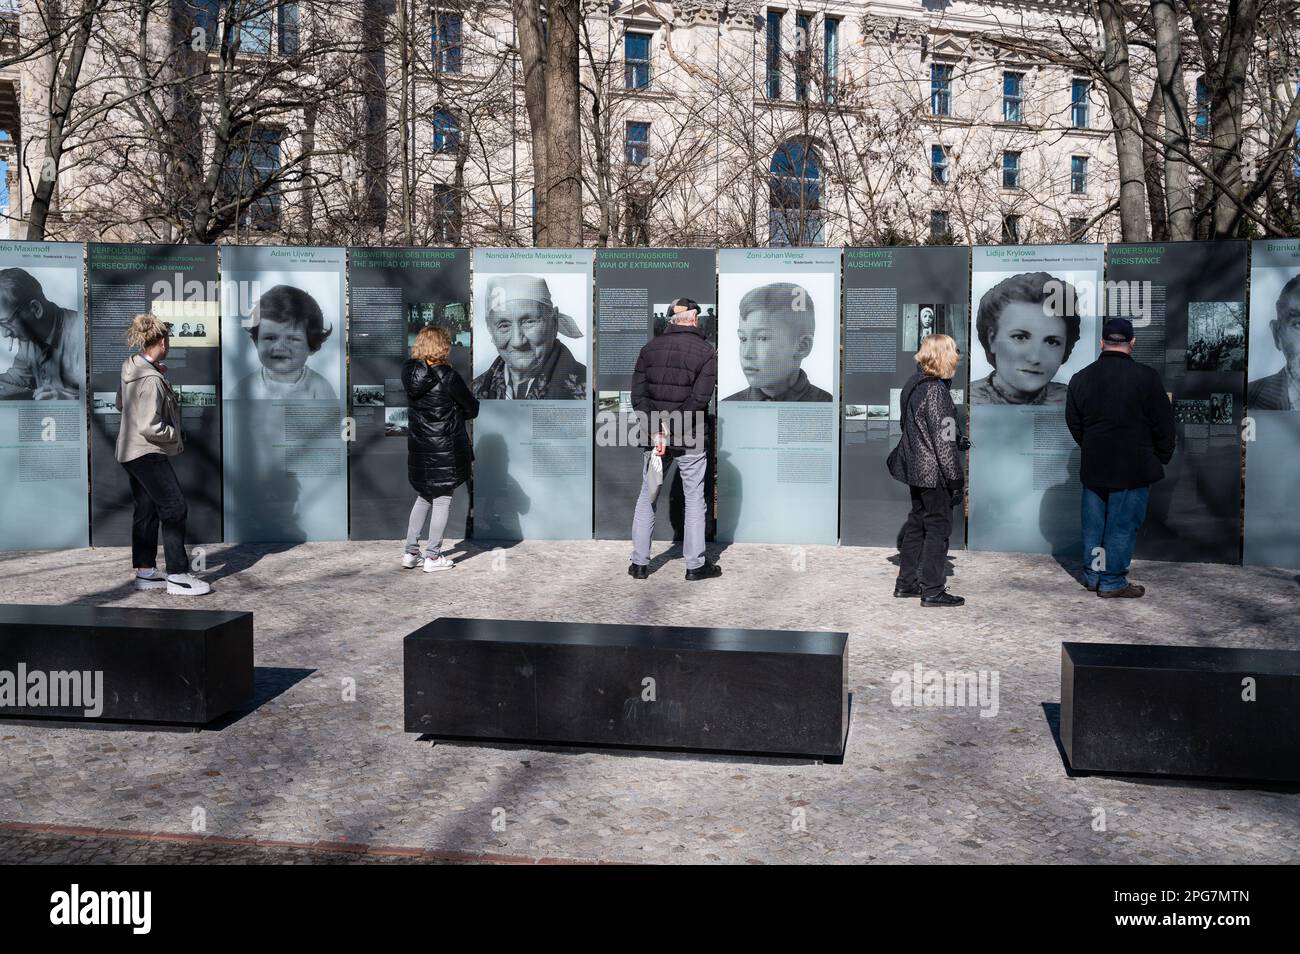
[592, 248, 717, 541]
[87, 243, 222, 546]
[347, 248, 471, 541]
[841, 246, 970, 547]
[1105, 240, 1247, 564]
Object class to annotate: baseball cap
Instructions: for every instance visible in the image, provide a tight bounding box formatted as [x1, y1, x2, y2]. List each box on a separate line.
[671, 297, 700, 316]
[1102, 317, 1135, 342]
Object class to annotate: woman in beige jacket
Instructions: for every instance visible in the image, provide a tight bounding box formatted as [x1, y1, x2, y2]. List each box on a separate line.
[116, 314, 210, 596]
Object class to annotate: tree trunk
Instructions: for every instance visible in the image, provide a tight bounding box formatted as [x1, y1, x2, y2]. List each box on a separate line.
[1151, 0, 1192, 239]
[361, 0, 389, 231]
[1209, 0, 1258, 237]
[512, 0, 548, 244]
[1142, 84, 1169, 241]
[1096, 0, 1149, 242]
[395, 0, 410, 243]
[541, 0, 582, 245]
[26, 0, 98, 240]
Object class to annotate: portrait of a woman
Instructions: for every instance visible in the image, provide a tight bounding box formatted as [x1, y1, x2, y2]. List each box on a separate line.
[971, 271, 1081, 405]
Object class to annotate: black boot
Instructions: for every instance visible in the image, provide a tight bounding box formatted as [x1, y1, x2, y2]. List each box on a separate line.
[685, 561, 722, 581]
[628, 563, 648, 580]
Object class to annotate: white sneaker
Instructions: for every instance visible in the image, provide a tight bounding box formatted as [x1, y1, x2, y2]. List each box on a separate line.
[401, 553, 423, 569]
[134, 569, 167, 591]
[422, 555, 454, 572]
[166, 573, 212, 596]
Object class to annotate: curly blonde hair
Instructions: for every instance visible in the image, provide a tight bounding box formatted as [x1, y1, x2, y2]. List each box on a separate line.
[916, 333, 959, 380]
[411, 326, 451, 364]
[126, 313, 171, 350]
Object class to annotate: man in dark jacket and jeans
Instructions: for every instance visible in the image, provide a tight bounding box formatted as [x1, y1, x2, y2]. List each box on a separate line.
[1066, 317, 1176, 597]
[628, 298, 720, 580]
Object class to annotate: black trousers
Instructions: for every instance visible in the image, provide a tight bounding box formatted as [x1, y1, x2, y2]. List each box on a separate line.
[121, 453, 189, 576]
[896, 485, 952, 598]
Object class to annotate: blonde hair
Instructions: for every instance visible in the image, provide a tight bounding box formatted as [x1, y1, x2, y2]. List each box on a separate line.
[126, 313, 171, 350]
[411, 326, 452, 365]
[916, 333, 959, 380]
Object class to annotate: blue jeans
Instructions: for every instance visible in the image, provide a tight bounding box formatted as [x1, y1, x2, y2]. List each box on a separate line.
[1081, 485, 1149, 592]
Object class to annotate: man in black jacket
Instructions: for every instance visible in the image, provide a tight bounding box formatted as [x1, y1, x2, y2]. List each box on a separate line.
[628, 298, 720, 580]
[1065, 317, 1176, 598]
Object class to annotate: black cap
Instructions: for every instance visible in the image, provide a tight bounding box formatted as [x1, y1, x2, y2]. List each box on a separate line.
[671, 297, 700, 316]
[1102, 317, 1134, 342]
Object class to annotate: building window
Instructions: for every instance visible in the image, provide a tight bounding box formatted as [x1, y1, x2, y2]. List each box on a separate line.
[794, 13, 811, 102]
[1071, 155, 1088, 194]
[769, 141, 823, 247]
[433, 110, 460, 153]
[1002, 150, 1021, 189]
[931, 63, 953, 117]
[625, 32, 651, 90]
[824, 17, 839, 103]
[765, 11, 782, 99]
[431, 184, 462, 244]
[433, 12, 462, 73]
[930, 210, 950, 239]
[625, 193, 652, 245]
[278, 2, 300, 55]
[930, 145, 950, 185]
[625, 121, 650, 165]
[240, 2, 273, 54]
[1195, 76, 1211, 135]
[224, 127, 281, 229]
[1069, 217, 1088, 242]
[1003, 72, 1023, 123]
[1071, 78, 1090, 128]
[1002, 214, 1022, 244]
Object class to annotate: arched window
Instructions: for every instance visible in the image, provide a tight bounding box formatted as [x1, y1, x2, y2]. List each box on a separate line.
[769, 141, 823, 247]
[434, 110, 461, 154]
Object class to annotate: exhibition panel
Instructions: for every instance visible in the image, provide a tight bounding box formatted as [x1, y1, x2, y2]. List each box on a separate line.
[592, 248, 717, 541]
[1244, 239, 1300, 570]
[967, 244, 1104, 555]
[716, 247, 842, 544]
[1106, 241, 1247, 564]
[88, 243, 223, 545]
[0, 241, 89, 551]
[220, 245, 349, 543]
[347, 247, 472, 541]
[470, 248, 594, 541]
[840, 245, 970, 547]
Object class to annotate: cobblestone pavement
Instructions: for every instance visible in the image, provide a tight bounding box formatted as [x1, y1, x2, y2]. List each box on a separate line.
[1, 538, 1297, 864]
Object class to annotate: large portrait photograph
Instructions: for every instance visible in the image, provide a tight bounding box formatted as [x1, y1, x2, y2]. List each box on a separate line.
[718, 274, 835, 402]
[472, 271, 589, 400]
[969, 269, 1097, 406]
[222, 274, 342, 401]
[0, 265, 84, 402]
[1247, 268, 1299, 411]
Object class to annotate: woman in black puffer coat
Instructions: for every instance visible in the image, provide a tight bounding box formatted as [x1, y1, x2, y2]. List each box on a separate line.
[401, 326, 479, 572]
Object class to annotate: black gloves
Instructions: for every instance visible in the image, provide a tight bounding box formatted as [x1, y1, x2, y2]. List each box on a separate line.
[948, 481, 965, 510]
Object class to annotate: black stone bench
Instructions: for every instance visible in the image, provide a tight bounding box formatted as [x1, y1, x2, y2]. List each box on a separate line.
[0, 604, 253, 726]
[405, 617, 848, 758]
[1061, 641, 1300, 782]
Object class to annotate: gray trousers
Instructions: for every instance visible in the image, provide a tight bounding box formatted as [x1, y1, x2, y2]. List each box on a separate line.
[405, 494, 452, 557]
[630, 451, 707, 570]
